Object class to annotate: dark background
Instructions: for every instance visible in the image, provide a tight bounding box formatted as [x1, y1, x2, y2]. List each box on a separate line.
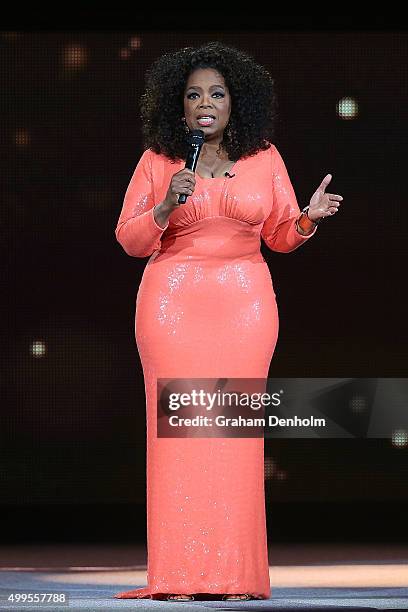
[1, 17, 407, 543]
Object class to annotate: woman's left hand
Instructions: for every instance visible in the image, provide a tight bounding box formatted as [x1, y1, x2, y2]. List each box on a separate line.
[308, 174, 343, 223]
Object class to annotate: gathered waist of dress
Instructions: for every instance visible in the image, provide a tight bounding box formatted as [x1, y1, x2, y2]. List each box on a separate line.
[157, 216, 264, 262]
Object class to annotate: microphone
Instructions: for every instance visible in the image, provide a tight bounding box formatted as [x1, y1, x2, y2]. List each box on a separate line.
[224, 172, 235, 178]
[178, 129, 205, 204]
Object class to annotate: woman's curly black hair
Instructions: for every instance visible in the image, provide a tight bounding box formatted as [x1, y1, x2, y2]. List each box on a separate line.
[140, 41, 278, 162]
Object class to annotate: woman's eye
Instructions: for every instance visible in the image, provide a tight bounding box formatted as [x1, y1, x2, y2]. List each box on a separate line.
[186, 92, 225, 99]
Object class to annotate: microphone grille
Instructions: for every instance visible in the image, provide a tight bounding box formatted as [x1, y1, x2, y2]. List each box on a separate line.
[188, 129, 205, 143]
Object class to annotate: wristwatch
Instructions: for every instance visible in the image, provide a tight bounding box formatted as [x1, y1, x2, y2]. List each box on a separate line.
[302, 205, 321, 224]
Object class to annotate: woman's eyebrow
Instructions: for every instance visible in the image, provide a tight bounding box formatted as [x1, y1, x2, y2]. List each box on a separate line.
[185, 84, 225, 91]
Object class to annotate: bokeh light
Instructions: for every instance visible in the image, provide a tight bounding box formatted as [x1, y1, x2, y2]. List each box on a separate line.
[30, 340, 47, 359]
[337, 96, 359, 119]
[62, 44, 88, 71]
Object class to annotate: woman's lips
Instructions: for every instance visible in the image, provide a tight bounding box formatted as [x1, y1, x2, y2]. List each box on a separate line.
[197, 116, 215, 126]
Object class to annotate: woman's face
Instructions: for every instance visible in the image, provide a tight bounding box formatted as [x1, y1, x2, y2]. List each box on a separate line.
[183, 68, 231, 142]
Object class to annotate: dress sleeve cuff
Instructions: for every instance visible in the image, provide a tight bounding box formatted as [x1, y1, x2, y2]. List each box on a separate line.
[293, 216, 318, 240]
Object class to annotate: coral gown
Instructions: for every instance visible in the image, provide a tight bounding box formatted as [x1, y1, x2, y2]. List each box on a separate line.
[113, 143, 317, 600]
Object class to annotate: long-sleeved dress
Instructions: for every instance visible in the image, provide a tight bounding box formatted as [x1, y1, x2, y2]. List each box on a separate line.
[113, 143, 317, 600]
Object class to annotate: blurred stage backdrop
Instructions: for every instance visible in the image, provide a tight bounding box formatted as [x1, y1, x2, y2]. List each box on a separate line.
[1, 29, 407, 543]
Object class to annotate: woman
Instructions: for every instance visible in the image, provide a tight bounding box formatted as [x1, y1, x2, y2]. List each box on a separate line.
[113, 41, 343, 602]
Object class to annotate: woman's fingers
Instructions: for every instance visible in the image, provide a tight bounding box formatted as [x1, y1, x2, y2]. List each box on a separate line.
[326, 193, 343, 215]
[319, 174, 332, 191]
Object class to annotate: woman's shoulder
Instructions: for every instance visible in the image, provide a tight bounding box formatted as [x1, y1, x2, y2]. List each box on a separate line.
[238, 143, 278, 168]
[141, 144, 279, 169]
[142, 148, 181, 165]
[142, 144, 278, 160]
[138, 149, 183, 177]
[241, 142, 277, 160]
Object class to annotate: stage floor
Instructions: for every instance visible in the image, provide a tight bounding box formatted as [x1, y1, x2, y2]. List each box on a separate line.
[0, 543, 407, 610]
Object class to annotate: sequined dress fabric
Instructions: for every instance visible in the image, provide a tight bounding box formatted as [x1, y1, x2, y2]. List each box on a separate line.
[113, 144, 316, 600]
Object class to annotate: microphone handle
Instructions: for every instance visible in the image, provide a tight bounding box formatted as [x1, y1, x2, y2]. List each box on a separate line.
[178, 143, 202, 204]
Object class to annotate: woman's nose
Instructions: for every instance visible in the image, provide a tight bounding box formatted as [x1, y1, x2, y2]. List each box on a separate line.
[200, 93, 213, 107]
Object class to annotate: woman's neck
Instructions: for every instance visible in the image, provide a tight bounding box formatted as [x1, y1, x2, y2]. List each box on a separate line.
[201, 141, 227, 162]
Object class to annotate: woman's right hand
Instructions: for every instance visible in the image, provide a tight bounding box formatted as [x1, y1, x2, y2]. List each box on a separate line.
[164, 168, 196, 208]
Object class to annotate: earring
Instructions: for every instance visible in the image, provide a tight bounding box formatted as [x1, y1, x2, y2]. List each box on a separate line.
[181, 117, 190, 134]
[225, 121, 233, 140]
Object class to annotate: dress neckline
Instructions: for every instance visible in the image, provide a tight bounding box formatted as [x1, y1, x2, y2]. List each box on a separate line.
[195, 158, 241, 180]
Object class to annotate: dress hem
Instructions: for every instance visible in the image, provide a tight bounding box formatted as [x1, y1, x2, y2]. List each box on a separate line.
[113, 586, 269, 600]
